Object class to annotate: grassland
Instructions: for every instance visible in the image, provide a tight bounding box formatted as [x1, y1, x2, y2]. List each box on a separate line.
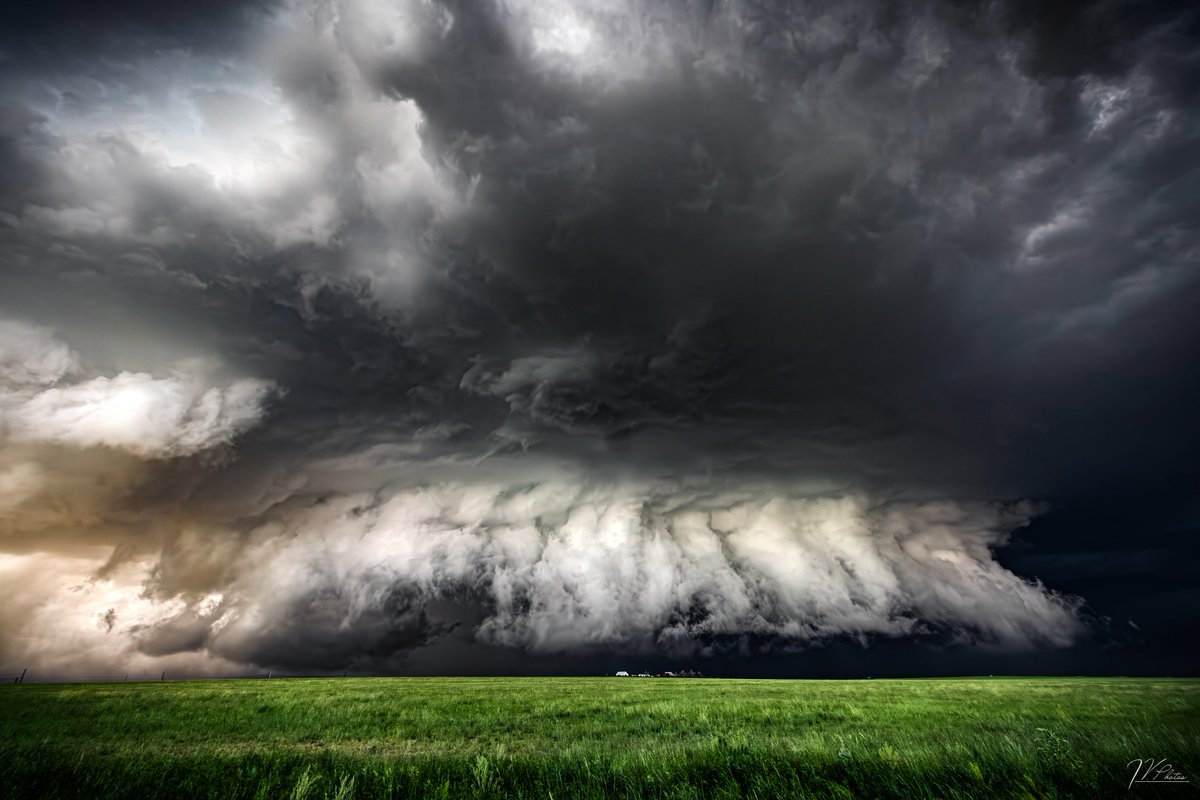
[1, 676, 1196, 799]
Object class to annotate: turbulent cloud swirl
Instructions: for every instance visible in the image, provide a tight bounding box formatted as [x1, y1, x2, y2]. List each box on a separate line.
[0, 0, 1196, 676]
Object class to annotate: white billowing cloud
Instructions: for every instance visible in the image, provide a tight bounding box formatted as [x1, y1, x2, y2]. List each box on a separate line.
[0, 476, 1084, 673]
[0, 319, 274, 459]
[331, 0, 456, 66]
[38, 51, 329, 197]
[0, 318, 80, 386]
[4, 1, 458, 265]
[503, 0, 684, 80]
[123, 478, 1082, 669]
[9, 373, 274, 458]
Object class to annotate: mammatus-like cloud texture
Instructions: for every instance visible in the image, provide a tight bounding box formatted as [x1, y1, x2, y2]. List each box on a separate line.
[1, 0, 1196, 675]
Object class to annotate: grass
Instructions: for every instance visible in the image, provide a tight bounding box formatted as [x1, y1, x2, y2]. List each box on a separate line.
[1, 677, 1197, 798]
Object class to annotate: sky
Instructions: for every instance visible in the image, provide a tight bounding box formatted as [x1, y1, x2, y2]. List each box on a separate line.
[0, 0, 1197, 679]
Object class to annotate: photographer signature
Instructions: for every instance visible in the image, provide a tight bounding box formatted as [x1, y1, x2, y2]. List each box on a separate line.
[1128, 758, 1189, 789]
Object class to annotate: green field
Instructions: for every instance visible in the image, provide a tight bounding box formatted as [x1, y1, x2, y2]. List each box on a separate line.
[1, 677, 1196, 799]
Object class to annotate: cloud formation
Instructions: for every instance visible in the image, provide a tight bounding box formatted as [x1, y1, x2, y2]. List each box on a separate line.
[2, 478, 1082, 674]
[0, 0, 1196, 675]
[1, 319, 274, 458]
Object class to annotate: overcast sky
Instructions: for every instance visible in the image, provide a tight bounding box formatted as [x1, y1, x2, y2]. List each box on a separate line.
[1, 0, 1196, 678]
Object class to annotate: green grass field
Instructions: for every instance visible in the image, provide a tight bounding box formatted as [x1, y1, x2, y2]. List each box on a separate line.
[1, 677, 1196, 799]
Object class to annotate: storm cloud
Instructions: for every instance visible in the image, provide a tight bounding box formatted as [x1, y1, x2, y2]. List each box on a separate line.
[0, 0, 1196, 677]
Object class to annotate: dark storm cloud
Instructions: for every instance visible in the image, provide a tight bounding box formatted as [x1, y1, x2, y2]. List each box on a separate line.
[1, 0, 280, 57]
[0, 0, 1196, 676]
[998, 0, 1200, 79]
